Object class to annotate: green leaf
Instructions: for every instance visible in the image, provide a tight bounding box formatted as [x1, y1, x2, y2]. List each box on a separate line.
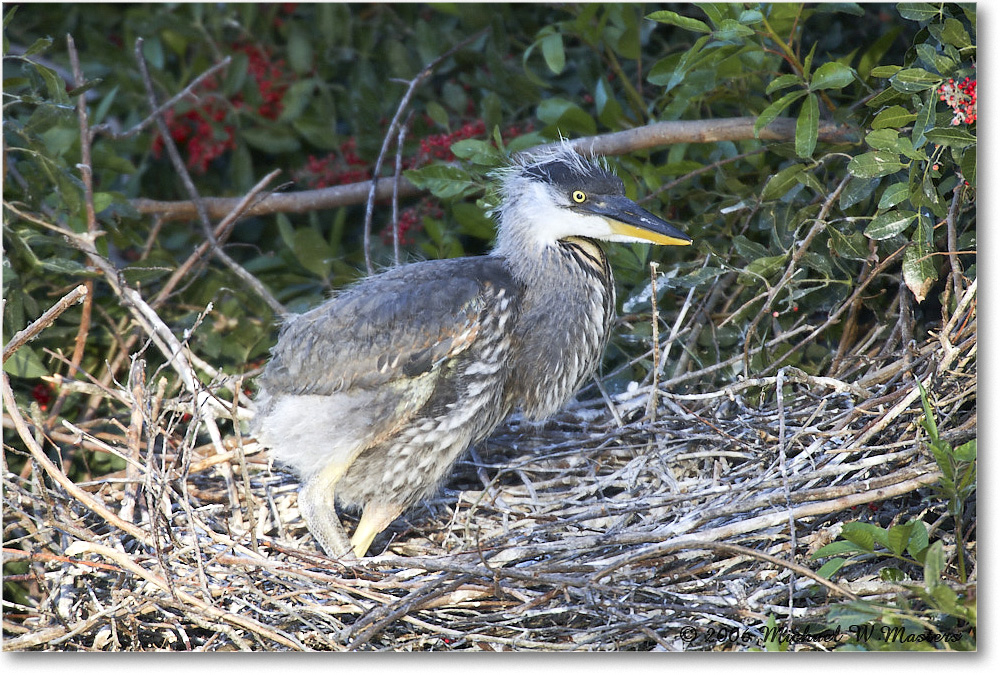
[290, 227, 334, 278]
[712, 19, 754, 41]
[754, 89, 807, 136]
[816, 558, 848, 579]
[896, 3, 941, 22]
[450, 139, 503, 166]
[923, 540, 945, 591]
[812, 540, 869, 559]
[828, 227, 871, 261]
[3, 346, 48, 378]
[277, 78, 317, 122]
[864, 209, 916, 239]
[839, 176, 880, 210]
[906, 520, 930, 558]
[925, 128, 976, 149]
[404, 164, 480, 200]
[810, 61, 854, 90]
[887, 522, 913, 556]
[890, 67, 942, 93]
[938, 17, 972, 49]
[287, 24, 314, 74]
[761, 164, 806, 201]
[954, 439, 976, 462]
[241, 126, 301, 154]
[841, 522, 879, 552]
[865, 128, 901, 151]
[23, 36, 53, 57]
[960, 145, 976, 187]
[647, 34, 711, 92]
[869, 64, 903, 78]
[744, 254, 786, 280]
[902, 211, 937, 302]
[880, 567, 908, 582]
[426, 101, 450, 129]
[795, 93, 819, 158]
[766, 73, 803, 95]
[848, 150, 906, 179]
[911, 91, 934, 148]
[540, 31, 565, 75]
[536, 97, 596, 135]
[645, 9, 711, 33]
[878, 182, 910, 210]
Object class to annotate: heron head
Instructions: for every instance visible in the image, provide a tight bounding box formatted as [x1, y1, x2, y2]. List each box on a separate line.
[496, 144, 693, 248]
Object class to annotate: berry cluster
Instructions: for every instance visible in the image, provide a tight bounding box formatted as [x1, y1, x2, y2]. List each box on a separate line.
[938, 76, 977, 126]
[382, 198, 445, 246]
[418, 119, 487, 161]
[152, 41, 291, 173]
[231, 42, 289, 121]
[151, 95, 236, 174]
[299, 138, 372, 188]
[299, 118, 535, 190]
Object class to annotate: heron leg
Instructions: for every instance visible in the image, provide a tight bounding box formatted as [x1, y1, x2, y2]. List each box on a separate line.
[350, 501, 405, 558]
[298, 462, 354, 558]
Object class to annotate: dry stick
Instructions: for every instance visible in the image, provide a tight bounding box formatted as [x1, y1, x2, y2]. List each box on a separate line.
[2, 373, 155, 548]
[741, 174, 852, 376]
[946, 186, 966, 301]
[48, 37, 101, 425]
[645, 261, 660, 421]
[774, 367, 796, 629]
[592, 469, 943, 573]
[829, 238, 877, 376]
[361, 28, 488, 273]
[2, 285, 89, 363]
[91, 56, 233, 143]
[642, 147, 768, 204]
[119, 357, 146, 523]
[132, 117, 859, 221]
[765, 242, 909, 378]
[151, 168, 284, 311]
[593, 540, 858, 602]
[133, 38, 285, 317]
[61, 539, 306, 650]
[391, 111, 415, 267]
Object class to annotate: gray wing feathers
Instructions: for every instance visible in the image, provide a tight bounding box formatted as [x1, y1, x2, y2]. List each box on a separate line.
[258, 257, 517, 397]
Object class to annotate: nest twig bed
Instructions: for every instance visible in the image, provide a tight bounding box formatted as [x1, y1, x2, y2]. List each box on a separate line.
[2, 275, 976, 651]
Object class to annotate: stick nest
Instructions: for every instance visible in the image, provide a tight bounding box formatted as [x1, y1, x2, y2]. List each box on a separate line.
[3, 279, 976, 651]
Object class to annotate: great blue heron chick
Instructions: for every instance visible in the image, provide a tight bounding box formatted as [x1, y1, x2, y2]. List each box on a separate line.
[253, 143, 692, 558]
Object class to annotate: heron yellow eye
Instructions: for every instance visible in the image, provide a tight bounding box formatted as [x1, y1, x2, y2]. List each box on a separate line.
[572, 190, 587, 203]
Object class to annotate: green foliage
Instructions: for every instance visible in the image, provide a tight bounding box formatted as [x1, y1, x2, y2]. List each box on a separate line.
[811, 380, 976, 650]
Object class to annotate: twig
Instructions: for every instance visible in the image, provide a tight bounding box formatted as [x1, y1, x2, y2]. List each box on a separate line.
[2, 372, 155, 547]
[133, 37, 285, 317]
[946, 186, 965, 301]
[391, 111, 415, 266]
[775, 367, 796, 628]
[2, 285, 89, 363]
[645, 261, 660, 421]
[362, 29, 488, 273]
[642, 147, 768, 203]
[91, 56, 233, 142]
[741, 173, 852, 375]
[63, 540, 306, 650]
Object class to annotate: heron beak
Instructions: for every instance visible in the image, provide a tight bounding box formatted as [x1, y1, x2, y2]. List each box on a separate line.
[584, 194, 692, 246]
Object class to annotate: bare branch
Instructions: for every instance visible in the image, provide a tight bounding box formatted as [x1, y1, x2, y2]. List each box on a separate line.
[131, 117, 860, 222]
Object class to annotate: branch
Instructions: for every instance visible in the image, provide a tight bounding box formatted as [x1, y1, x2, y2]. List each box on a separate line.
[133, 38, 286, 317]
[361, 28, 489, 273]
[131, 117, 860, 221]
[2, 285, 89, 363]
